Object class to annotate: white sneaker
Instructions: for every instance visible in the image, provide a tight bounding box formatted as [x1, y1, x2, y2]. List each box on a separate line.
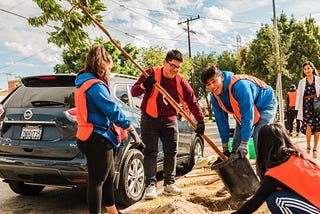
[163, 184, 182, 196]
[144, 184, 157, 199]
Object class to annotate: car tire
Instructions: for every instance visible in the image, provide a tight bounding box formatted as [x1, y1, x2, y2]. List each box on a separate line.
[8, 180, 45, 195]
[115, 149, 145, 207]
[184, 136, 203, 171]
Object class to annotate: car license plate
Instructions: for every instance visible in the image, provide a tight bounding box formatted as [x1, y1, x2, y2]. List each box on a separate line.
[20, 125, 43, 140]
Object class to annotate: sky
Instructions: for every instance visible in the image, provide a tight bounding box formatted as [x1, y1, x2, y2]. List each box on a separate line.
[0, 0, 320, 90]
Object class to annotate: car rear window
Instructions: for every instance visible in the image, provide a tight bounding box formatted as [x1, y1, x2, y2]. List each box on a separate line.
[4, 85, 75, 108]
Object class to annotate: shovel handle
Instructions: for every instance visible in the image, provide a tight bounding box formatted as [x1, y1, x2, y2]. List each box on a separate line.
[77, 3, 227, 161]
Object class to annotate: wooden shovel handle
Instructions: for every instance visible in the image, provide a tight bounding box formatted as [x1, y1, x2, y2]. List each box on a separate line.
[77, 3, 227, 161]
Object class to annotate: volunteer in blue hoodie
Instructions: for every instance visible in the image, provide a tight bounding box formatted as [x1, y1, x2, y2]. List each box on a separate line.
[75, 45, 143, 214]
[201, 65, 277, 159]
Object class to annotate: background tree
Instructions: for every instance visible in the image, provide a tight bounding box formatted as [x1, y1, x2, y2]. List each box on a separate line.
[217, 51, 238, 73]
[28, 0, 105, 51]
[237, 13, 320, 95]
[53, 37, 139, 74]
[192, 52, 218, 120]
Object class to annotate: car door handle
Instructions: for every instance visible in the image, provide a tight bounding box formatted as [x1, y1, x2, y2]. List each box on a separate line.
[23, 148, 33, 152]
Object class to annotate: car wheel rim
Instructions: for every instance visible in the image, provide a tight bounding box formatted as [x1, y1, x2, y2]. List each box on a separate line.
[127, 158, 144, 197]
[194, 142, 203, 163]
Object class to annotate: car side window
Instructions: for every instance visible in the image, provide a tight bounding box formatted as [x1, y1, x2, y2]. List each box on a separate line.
[114, 84, 129, 106]
[128, 85, 142, 110]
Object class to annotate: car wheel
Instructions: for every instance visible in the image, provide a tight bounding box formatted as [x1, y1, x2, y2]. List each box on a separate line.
[184, 136, 203, 171]
[8, 180, 44, 195]
[115, 149, 145, 207]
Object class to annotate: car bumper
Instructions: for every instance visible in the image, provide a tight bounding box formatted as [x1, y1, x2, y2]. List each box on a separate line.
[0, 156, 88, 188]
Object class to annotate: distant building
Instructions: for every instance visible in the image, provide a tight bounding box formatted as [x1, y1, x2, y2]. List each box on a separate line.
[8, 80, 19, 93]
[0, 80, 19, 100]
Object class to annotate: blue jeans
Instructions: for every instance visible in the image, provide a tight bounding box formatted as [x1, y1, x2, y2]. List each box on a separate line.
[267, 190, 320, 214]
[232, 97, 278, 152]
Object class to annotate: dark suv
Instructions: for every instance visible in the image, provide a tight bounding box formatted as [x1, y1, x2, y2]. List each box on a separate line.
[0, 74, 204, 206]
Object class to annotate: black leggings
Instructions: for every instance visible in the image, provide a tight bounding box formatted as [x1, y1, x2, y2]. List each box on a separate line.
[77, 132, 115, 213]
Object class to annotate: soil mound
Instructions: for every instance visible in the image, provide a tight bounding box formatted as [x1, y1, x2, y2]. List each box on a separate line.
[145, 198, 214, 214]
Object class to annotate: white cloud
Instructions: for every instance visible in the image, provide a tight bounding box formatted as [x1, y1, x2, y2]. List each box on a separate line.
[0, 0, 320, 90]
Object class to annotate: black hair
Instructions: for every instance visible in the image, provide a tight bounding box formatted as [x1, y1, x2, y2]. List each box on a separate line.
[256, 123, 311, 179]
[201, 64, 222, 84]
[165, 49, 183, 62]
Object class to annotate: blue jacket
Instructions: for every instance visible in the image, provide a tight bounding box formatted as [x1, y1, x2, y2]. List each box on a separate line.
[211, 71, 274, 143]
[75, 73, 131, 139]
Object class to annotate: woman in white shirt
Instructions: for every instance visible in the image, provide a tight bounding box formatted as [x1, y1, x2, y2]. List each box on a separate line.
[295, 61, 320, 159]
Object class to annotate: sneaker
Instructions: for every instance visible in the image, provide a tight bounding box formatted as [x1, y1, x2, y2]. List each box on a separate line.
[313, 150, 318, 159]
[144, 184, 157, 199]
[163, 184, 182, 196]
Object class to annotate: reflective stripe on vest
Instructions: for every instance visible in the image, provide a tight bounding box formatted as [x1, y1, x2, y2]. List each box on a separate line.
[75, 78, 103, 141]
[287, 91, 297, 107]
[214, 74, 269, 125]
[146, 67, 184, 118]
[265, 155, 320, 209]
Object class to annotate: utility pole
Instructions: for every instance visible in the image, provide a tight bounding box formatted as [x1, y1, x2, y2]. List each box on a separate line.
[178, 15, 200, 58]
[272, 0, 284, 124]
[178, 15, 200, 88]
[236, 34, 242, 52]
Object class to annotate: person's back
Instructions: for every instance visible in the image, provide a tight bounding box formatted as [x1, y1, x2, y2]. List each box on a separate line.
[234, 123, 320, 214]
[286, 84, 300, 136]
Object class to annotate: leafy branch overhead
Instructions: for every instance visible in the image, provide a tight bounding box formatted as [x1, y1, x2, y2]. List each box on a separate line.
[28, 0, 106, 50]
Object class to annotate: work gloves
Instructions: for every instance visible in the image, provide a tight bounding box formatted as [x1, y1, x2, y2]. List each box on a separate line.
[195, 122, 205, 135]
[236, 143, 248, 158]
[128, 129, 146, 151]
[211, 150, 231, 167]
[142, 75, 156, 89]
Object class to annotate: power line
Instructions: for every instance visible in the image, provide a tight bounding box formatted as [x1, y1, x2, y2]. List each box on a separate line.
[178, 15, 200, 58]
[0, 7, 55, 28]
[0, 45, 55, 71]
[0, 8, 28, 20]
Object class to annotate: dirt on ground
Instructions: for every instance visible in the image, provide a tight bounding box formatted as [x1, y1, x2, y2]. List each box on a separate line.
[123, 156, 270, 214]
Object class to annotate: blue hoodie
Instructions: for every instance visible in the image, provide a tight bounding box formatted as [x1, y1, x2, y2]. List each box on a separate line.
[211, 71, 274, 143]
[75, 73, 131, 139]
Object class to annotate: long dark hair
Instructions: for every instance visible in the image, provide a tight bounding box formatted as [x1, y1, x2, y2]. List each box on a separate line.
[302, 61, 318, 77]
[78, 45, 113, 85]
[256, 123, 311, 178]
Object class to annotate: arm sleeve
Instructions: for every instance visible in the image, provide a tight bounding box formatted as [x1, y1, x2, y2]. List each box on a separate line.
[88, 83, 131, 129]
[234, 176, 283, 214]
[211, 94, 230, 144]
[131, 68, 153, 97]
[232, 81, 255, 142]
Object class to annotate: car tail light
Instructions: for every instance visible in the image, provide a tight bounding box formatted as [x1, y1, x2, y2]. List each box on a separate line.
[70, 178, 87, 183]
[39, 76, 57, 80]
[64, 108, 77, 122]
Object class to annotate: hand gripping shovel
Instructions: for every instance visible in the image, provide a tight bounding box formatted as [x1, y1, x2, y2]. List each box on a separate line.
[76, 3, 227, 161]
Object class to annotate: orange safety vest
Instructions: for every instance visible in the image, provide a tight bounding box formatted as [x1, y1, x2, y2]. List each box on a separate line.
[146, 67, 185, 118]
[75, 78, 127, 142]
[214, 74, 269, 125]
[287, 91, 297, 107]
[265, 155, 320, 209]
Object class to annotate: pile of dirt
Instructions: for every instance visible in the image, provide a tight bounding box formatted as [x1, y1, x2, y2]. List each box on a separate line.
[123, 156, 269, 214]
[145, 198, 214, 214]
